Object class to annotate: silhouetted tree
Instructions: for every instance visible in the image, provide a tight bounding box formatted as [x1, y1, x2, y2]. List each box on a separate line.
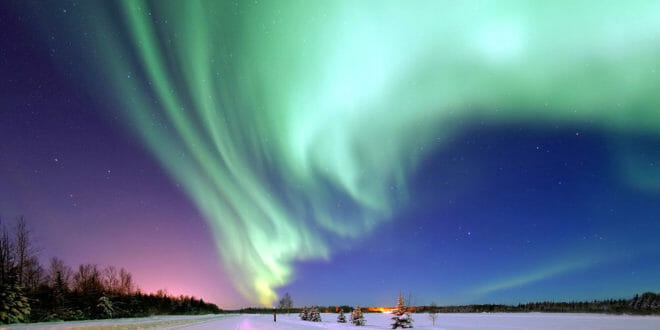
[14, 217, 30, 287]
[47, 257, 72, 290]
[0, 219, 13, 284]
[118, 268, 133, 295]
[73, 264, 103, 295]
[103, 266, 120, 294]
[428, 301, 438, 327]
[278, 292, 293, 314]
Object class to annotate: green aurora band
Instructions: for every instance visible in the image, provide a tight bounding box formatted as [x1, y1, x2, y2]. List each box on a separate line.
[76, 0, 660, 305]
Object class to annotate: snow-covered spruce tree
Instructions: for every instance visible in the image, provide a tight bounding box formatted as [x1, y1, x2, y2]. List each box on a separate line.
[337, 309, 347, 323]
[96, 293, 114, 319]
[351, 305, 366, 326]
[308, 306, 322, 322]
[299, 306, 308, 320]
[391, 294, 413, 328]
[0, 274, 31, 324]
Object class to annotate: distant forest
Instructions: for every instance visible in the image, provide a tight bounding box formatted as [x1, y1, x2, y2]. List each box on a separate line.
[415, 292, 660, 315]
[0, 216, 221, 325]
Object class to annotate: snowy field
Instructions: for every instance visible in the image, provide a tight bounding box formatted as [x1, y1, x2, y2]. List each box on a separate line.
[6, 312, 660, 329]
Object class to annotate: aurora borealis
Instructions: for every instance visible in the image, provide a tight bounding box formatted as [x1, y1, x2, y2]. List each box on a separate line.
[2, 0, 660, 308]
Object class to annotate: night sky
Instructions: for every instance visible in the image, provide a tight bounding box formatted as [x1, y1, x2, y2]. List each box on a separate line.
[2, 1, 660, 309]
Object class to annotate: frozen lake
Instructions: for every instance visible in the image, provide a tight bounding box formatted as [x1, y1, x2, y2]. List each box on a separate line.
[7, 312, 660, 329]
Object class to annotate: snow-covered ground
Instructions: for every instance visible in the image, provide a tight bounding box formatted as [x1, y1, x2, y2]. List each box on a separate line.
[6, 312, 660, 329]
[3, 314, 230, 329]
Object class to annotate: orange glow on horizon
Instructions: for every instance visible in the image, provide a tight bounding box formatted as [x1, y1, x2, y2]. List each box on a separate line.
[366, 306, 418, 313]
[367, 307, 394, 313]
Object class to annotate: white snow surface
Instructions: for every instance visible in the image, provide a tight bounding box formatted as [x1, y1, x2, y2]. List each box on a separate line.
[6, 312, 660, 329]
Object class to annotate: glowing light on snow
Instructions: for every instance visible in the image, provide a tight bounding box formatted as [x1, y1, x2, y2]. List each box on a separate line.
[73, 0, 660, 305]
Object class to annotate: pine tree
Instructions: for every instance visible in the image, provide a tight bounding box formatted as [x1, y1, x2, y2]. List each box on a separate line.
[50, 270, 75, 319]
[299, 306, 308, 320]
[391, 294, 413, 328]
[53, 271, 67, 306]
[308, 306, 322, 322]
[0, 273, 31, 324]
[337, 309, 347, 323]
[351, 305, 365, 326]
[96, 293, 114, 319]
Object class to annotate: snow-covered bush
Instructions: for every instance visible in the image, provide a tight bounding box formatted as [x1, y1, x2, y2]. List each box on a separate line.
[299, 306, 308, 320]
[337, 309, 347, 323]
[308, 306, 322, 322]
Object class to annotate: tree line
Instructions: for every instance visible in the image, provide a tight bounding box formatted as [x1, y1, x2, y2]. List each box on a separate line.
[418, 293, 660, 315]
[0, 216, 221, 324]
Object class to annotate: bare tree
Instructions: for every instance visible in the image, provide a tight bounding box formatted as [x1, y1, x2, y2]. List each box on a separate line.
[23, 256, 43, 290]
[103, 266, 120, 294]
[155, 288, 168, 298]
[428, 301, 439, 327]
[278, 292, 293, 314]
[13, 216, 42, 291]
[15, 216, 29, 286]
[0, 218, 14, 283]
[119, 267, 133, 294]
[404, 292, 415, 316]
[47, 257, 72, 289]
[73, 263, 103, 294]
[46, 257, 72, 307]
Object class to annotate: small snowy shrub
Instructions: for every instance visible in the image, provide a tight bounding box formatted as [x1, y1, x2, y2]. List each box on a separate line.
[309, 306, 322, 322]
[337, 309, 347, 323]
[299, 306, 308, 320]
